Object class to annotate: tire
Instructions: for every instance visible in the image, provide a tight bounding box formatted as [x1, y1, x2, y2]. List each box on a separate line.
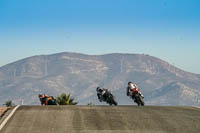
[140, 96, 144, 106]
[133, 93, 144, 106]
[136, 101, 141, 106]
[112, 99, 118, 106]
[107, 94, 117, 106]
[135, 96, 142, 106]
[131, 94, 139, 106]
[138, 96, 144, 106]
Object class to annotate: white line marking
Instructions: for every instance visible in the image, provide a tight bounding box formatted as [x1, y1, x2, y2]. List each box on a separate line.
[193, 106, 200, 110]
[0, 105, 20, 131]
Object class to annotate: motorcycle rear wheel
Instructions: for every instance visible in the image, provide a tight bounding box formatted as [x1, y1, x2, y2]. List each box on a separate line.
[112, 99, 118, 106]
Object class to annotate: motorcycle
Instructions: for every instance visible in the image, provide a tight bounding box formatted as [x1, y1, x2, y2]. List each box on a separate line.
[39, 94, 57, 105]
[47, 96, 57, 105]
[129, 89, 144, 106]
[99, 90, 118, 106]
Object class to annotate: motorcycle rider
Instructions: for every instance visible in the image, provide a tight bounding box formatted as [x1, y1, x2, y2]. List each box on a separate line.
[96, 87, 109, 102]
[126, 82, 143, 98]
[38, 94, 56, 105]
[39, 94, 47, 105]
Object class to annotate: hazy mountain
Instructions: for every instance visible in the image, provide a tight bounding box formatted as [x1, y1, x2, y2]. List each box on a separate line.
[0, 52, 200, 106]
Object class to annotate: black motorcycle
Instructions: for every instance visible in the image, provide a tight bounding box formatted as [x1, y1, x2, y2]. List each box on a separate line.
[99, 90, 118, 106]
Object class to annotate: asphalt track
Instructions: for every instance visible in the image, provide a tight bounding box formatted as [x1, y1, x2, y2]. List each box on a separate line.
[1, 105, 200, 133]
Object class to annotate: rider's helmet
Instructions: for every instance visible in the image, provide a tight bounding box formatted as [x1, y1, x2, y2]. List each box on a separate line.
[38, 94, 42, 98]
[128, 82, 133, 86]
[96, 87, 100, 92]
[128, 82, 135, 88]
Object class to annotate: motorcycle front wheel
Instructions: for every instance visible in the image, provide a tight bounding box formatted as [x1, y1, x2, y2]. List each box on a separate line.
[138, 96, 144, 106]
[134, 95, 144, 106]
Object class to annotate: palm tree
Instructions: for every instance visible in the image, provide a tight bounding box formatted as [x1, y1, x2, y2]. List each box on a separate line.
[56, 93, 78, 105]
[3, 100, 15, 107]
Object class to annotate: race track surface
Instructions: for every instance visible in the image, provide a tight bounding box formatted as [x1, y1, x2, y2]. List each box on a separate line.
[1, 106, 200, 133]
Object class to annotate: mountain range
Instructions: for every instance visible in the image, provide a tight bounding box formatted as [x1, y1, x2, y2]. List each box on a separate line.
[0, 52, 200, 106]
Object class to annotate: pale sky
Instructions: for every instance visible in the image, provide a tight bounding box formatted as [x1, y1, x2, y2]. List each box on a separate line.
[0, 0, 200, 74]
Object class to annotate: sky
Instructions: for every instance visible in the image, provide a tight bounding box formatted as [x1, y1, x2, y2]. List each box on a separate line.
[0, 0, 200, 74]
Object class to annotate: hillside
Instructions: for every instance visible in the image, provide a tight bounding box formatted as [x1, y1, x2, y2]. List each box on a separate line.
[0, 52, 200, 105]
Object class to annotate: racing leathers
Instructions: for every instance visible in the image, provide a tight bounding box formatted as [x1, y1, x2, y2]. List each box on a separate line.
[127, 83, 143, 98]
[97, 88, 109, 102]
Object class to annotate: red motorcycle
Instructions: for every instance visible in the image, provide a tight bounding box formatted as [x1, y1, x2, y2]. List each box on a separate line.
[127, 84, 145, 106]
